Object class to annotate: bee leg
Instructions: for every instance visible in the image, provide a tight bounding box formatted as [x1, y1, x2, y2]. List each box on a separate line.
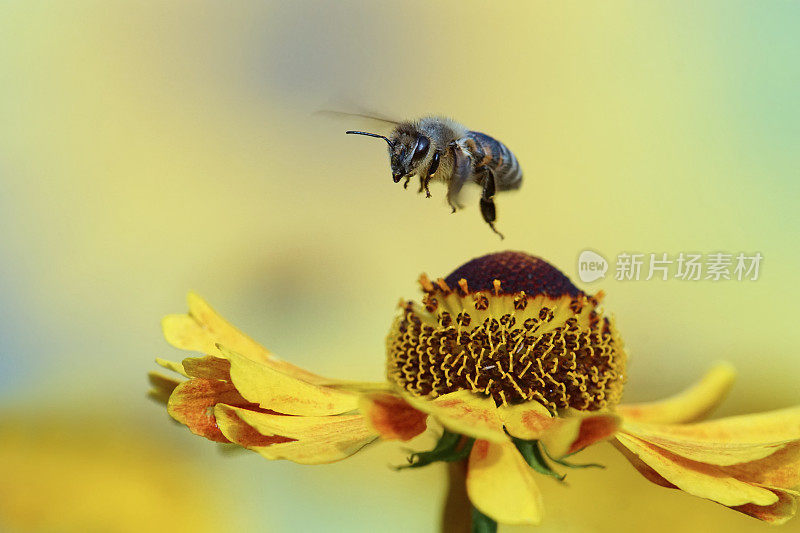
[448, 145, 471, 213]
[478, 167, 504, 239]
[403, 175, 411, 189]
[421, 151, 440, 199]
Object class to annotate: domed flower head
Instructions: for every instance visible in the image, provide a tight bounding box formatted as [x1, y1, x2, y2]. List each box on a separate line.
[150, 251, 800, 529]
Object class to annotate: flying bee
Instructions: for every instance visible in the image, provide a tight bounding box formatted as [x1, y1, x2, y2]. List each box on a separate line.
[345, 116, 522, 239]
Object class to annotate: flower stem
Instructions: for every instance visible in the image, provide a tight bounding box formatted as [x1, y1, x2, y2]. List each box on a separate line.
[441, 460, 470, 533]
[440, 460, 498, 533]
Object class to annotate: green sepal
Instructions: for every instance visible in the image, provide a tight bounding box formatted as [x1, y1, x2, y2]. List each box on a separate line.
[513, 438, 566, 482]
[398, 429, 474, 469]
[541, 443, 606, 469]
[471, 506, 498, 533]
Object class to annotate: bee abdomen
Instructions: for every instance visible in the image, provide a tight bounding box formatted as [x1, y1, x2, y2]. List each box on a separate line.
[465, 131, 522, 191]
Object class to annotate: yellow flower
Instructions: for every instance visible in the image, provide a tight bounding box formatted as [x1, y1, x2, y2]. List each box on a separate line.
[151, 251, 800, 527]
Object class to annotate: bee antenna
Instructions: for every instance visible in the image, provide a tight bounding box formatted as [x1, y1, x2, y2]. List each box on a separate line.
[346, 130, 394, 147]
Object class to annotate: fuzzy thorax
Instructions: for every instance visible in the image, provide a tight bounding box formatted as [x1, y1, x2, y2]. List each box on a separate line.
[386, 252, 627, 413]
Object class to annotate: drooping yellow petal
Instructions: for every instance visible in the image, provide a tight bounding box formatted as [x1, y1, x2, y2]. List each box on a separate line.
[499, 400, 555, 440]
[215, 405, 377, 465]
[622, 413, 800, 467]
[615, 433, 779, 507]
[147, 371, 181, 405]
[161, 293, 272, 361]
[466, 440, 544, 526]
[620, 406, 800, 468]
[617, 363, 736, 424]
[731, 487, 799, 525]
[617, 437, 800, 524]
[181, 355, 232, 380]
[539, 411, 620, 459]
[400, 390, 507, 443]
[162, 293, 327, 383]
[726, 442, 800, 490]
[219, 345, 358, 416]
[665, 406, 800, 444]
[359, 393, 428, 441]
[611, 438, 677, 489]
[212, 405, 296, 447]
[155, 357, 188, 377]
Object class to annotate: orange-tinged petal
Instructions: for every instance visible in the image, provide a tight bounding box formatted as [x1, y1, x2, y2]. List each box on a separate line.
[539, 411, 620, 459]
[466, 440, 544, 525]
[167, 378, 255, 443]
[621, 406, 800, 466]
[618, 363, 736, 424]
[611, 438, 677, 489]
[220, 345, 358, 416]
[615, 433, 778, 507]
[726, 442, 800, 490]
[400, 390, 507, 443]
[212, 405, 296, 447]
[215, 405, 377, 464]
[162, 293, 327, 383]
[499, 400, 555, 440]
[359, 393, 428, 441]
[181, 355, 231, 380]
[622, 425, 792, 467]
[663, 406, 800, 443]
[731, 487, 799, 524]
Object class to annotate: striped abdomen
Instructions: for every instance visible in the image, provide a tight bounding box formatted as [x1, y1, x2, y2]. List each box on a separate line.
[464, 131, 522, 191]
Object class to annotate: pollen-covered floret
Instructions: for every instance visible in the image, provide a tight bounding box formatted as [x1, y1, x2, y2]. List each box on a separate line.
[386, 251, 627, 413]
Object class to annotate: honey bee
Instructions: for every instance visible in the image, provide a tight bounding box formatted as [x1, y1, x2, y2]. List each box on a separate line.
[346, 116, 522, 239]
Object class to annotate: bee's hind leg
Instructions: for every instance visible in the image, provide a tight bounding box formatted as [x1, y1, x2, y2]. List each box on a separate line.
[478, 167, 504, 239]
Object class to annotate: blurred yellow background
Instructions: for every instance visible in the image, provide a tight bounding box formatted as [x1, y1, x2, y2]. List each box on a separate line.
[1, 2, 798, 531]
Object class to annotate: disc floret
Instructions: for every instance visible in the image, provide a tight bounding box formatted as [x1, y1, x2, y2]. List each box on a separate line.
[386, 252, 627, 413]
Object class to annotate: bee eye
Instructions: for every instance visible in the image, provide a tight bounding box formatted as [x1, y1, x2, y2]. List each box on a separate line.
[411, 136, 430, 164]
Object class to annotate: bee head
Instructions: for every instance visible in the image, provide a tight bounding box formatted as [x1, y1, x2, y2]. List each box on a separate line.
[388, 129, 430, 183]
[345, 126, 430, 184]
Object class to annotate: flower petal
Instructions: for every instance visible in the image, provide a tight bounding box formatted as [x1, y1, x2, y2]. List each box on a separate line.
[167, 378, 255, 443]
[617, 363, 736, 424]
[466, 440, 544, 525]
[611, 438, 677, 489]
[539, 411, 620, 459]
[155, 357, 188, 377]
[162, 293, 327, 383]
[726, 442, 800, 490]
[181, 355, 231, 380]
[621, 406, 800, 468]
[400, 390, 507, 443]
[615, 438, 800, 525]
[215, 404, 377, 464]
[731, 487, 799, 524]
[499, 400, 555, 440]
[219, 345, 358, 416]
[147, 371, 181, 405]
[359, 393, 428, 441]
[212, 405, 296, 447]
[615, 433, 778, 507]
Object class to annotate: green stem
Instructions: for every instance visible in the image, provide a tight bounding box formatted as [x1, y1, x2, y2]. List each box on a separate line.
[440, 459, 498, 533]
[441, 460, 471, 533]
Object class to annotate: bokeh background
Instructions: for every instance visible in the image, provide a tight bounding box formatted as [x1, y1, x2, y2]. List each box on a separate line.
[1, 2, 798, 531]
